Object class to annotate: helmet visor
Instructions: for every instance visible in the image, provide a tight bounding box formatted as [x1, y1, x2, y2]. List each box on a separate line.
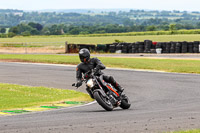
[80, 56, 85, 62]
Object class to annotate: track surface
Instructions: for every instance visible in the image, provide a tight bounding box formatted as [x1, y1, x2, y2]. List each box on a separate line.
[0, 62, 200, 133]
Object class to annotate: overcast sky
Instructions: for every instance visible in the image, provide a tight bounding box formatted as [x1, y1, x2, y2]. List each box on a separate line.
[0, 0, 199, 11]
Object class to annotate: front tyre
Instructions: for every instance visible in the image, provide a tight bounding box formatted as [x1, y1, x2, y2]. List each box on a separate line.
[120, 95, 131, 109]
[93, 91, 113, 111]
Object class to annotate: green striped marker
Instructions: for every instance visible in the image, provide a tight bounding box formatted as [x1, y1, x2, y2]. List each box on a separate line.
[40, 106, 61, 109]
[65, 101, 84, 104]
[2, 110, 30, 114]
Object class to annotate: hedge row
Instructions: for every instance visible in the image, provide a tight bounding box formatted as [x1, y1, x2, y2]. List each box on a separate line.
[67, 40, 200, 54]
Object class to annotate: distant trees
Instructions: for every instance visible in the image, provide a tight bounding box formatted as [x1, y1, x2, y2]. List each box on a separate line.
[5, 22, 199, 37]
[146, 25, 156, 31]
[8, 22, 43, 35]
[2, 9, 200, 37]
[0, 28, 6, 33]
[169, 24, 176, 34]
[9, 26, 19, 34]
[28, 22, 43, 31]
[169, 24, 176, 31]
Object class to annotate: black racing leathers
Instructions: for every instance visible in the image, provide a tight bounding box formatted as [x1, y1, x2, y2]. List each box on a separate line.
[76, 58, 105, 81]
[76, 57, 123, 92]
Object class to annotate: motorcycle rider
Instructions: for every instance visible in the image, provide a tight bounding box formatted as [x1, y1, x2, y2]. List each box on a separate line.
[75, 48, 124, 98]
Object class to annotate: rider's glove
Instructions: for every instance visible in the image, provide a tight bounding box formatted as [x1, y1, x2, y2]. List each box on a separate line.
[76, 81, 82, 87]
[84, 73, 89, 79]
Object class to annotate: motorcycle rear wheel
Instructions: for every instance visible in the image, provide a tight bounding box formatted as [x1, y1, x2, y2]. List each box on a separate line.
[93, 91, 113, 111]
[120, 95, 131, 109]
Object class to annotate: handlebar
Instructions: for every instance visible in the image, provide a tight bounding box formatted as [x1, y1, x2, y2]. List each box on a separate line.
[72, 68, 99, 88]
[85, 68, 99, 77]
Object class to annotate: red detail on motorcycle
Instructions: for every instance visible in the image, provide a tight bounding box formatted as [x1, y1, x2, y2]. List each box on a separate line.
[106, 85, 119, 97]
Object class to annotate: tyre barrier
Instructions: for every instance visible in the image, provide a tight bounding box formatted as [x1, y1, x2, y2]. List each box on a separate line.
[193, 41, 199, 53]
[166, 42, 171, 53]
[138, 42, 144, 53]
[116, 43, 122, 53]
[175, 42, 181, 53]
[182, 41, 188, 53]
[132, 43, 138, 53]
[128, 43, 133, 53]
[96, 44, 108, 53]
[188, 42, 193, 53]
[144, 40, 152, 53]
[109, 44, 116, 53]
[170, 42, 176, 53]
[66, 41, 200, 54]
[161, 42, 167, 53]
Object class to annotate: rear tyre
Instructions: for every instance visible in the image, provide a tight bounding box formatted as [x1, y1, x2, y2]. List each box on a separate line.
[93, 91, 113, 111]
[120, 95, 131, 109]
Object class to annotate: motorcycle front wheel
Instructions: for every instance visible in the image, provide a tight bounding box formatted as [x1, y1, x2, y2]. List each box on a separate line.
[93, 91, 113, 111]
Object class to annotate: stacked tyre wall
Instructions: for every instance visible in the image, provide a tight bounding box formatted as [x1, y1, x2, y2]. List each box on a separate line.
[66, 40, 200, 53]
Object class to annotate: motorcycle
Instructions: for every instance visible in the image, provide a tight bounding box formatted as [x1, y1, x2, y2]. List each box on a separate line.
[72, 69, 131, 111]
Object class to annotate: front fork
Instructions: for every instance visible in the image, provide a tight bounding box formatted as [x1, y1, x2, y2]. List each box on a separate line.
[86, 87, 94, 99]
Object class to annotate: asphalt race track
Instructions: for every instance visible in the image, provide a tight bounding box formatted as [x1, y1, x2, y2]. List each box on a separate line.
[0, 62, 200, 133]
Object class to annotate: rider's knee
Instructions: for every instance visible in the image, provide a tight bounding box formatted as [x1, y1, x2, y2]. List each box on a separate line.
[109, 76, 115, 83]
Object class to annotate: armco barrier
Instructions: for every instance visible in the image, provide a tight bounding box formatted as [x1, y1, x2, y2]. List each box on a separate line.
[65, 40, 200, 54]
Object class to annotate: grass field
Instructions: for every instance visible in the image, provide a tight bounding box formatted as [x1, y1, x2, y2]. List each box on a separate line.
[1, 34, 200, 45]
[0, 54, 200, 74]
[1, 34, 200, 54]
[0, 83, 92, 110]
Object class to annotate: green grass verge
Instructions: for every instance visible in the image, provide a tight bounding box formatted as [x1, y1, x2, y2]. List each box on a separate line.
[0, 83, 93, 110]
[170, 129, 200, 133]
[0, 54, 200, 74]
[1, 34, 200, 45]
[1, 43, 43, 48]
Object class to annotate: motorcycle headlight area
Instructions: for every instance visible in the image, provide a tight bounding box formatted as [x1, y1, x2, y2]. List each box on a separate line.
[87, 79, 95, 88]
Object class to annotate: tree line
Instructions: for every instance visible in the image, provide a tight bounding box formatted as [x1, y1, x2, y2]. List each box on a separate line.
[1, 9, 200, 37]
[0, 22, 199, 37]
